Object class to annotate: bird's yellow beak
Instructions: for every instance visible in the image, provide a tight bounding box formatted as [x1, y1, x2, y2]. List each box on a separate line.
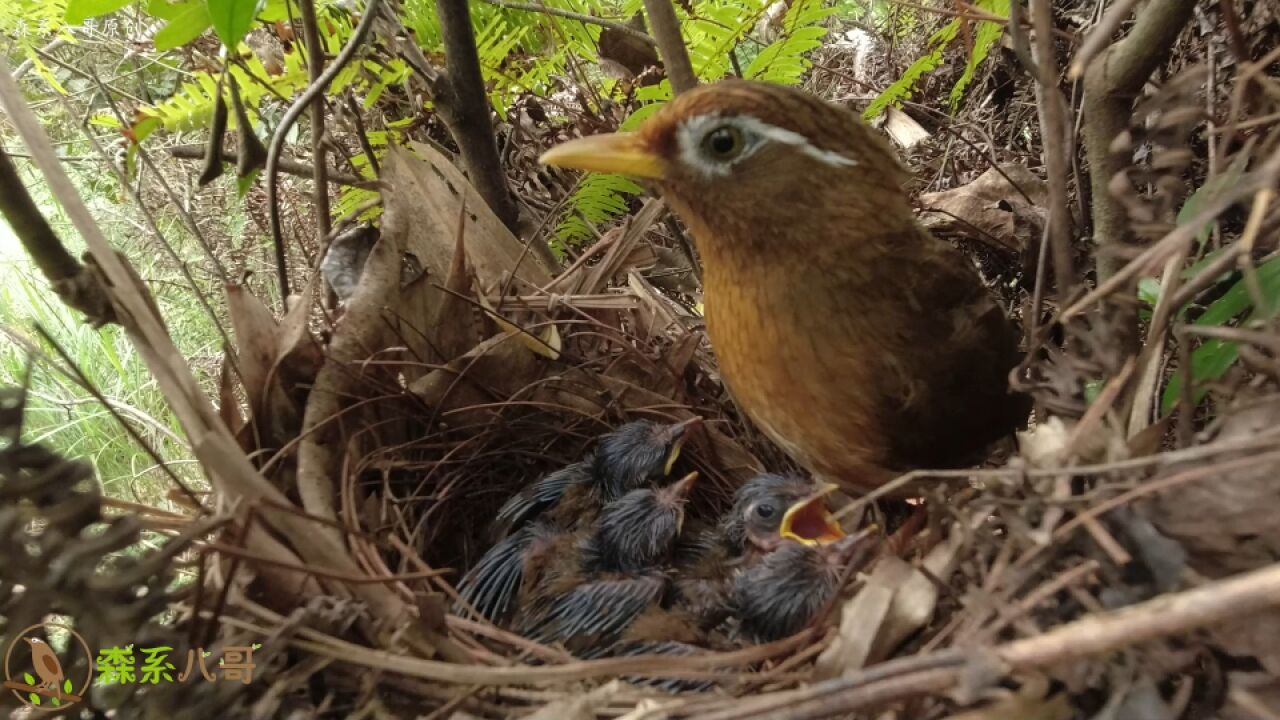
[663, 416, 702, 476]
[539, 133, 665, 179]
[779, 483, 846, 546]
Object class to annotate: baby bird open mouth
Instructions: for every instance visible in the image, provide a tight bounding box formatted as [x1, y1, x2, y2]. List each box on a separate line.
[778, 483, 846, 545]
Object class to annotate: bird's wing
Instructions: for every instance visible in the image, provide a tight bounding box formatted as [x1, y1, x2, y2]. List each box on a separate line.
[862, 237, 1029, 468]
[519, 574, 666, 649]
[492, 459, 592, 537]
[453, 524, 545, 624]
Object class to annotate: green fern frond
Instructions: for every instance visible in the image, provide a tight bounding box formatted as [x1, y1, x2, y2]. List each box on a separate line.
[686, 0, 771, 81]
[334, 185, 381, 223]
[135, 48, 309, 132]
[3, 0, 72, 93]
[745, 0, 833, 85]
[863, 16, 961, 120]
[555, 173, 644, 247]
[948, 0, 1008, 110]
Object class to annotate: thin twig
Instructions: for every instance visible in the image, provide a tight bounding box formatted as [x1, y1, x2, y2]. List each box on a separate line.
[643, 0, 697, 94]
[267, 0, 383, 302]
[478, 0, 656, 45]
[1067, 0, 1144, 79]
[297, 0, 332, 258]
[167, 143, 369, 187]
[1029, 0, 1075, 301]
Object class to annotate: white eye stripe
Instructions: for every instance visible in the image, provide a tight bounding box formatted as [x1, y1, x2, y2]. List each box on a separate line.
[675, 113, 858, 176]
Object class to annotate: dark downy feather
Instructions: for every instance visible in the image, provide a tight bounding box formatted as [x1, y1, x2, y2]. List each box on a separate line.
[454, 522, 556, 624]
[733, 541, 841, 643]
[582, 487, 684, 573]
[518, 574, 667, 650]
[492, 459, 592, 538]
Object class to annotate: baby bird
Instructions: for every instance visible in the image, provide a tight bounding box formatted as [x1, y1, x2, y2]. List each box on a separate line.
[674, 473, 845, 631]
[515, 473, 699, 653]
[732, 530, 877, 643]
[492, 417, 700, 539]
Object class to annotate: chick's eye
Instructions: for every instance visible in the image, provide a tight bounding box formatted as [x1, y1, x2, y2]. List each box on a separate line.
[755, 502, 776, 519]
[702, 125, 745, 160]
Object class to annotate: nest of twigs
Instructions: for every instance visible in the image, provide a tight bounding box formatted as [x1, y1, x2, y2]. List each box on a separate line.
[5, 2, 1280, 718]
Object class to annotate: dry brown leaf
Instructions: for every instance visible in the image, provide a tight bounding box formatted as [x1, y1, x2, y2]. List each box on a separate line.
[225, 283, 280, 421]
[814, 569, 894, 678]
[407, 330, 546, 424]
[945, 674, 1072, 720]
[1145, 396, 1280, 576]
[477, 292, 561, 360]
[919, 164, 1048, 252]
[817, 526, 965, 678]
[1143, 396, 1280, 672]
[217, 357, 244, 438]
[431, 226, 484, 363]
[382, 144, 553, 383]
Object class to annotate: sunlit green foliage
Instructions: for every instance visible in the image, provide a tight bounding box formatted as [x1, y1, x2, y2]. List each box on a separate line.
[863, 0, 1007, 120]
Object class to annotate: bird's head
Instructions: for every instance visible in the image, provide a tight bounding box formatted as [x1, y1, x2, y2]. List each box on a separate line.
[723, 473, 844, 553]
[541, 80, 913, 255]
[593, 417, 700, 499]
[589, 471, 698, 572]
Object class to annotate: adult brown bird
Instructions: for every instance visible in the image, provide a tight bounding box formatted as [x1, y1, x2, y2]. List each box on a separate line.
[491, 417, 700, 539]
[540, 80, 1030, 493]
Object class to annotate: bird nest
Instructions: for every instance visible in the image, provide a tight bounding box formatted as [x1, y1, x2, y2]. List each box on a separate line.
[6, 32, 1280, 720]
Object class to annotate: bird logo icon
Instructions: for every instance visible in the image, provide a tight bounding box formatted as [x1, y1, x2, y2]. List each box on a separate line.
[22, 638, 63, 692]
[3, 622, 94, 710]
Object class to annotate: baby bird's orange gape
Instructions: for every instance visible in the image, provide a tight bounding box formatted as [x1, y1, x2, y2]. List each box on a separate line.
[541, 80, 1030, 493]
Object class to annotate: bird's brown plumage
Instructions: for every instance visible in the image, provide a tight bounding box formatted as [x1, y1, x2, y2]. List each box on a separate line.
[542, 80, 1030, 492]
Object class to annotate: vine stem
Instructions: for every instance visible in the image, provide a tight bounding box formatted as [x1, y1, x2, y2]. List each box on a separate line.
[266, 0, 382, 304]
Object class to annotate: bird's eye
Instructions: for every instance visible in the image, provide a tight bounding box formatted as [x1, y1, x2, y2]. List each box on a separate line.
[755, 502, 776, 519]
[702, 125, 745, 160]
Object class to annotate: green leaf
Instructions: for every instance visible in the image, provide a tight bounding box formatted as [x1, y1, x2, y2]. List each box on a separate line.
[152, 0, 210, 49]
[63, 678, 73, 693]
[207, 0, 260, 48]
[65, 0, 132, 24]
[23, 672, 35, 685]
[1161, 254, 1280, 412]
[236, 169, 259, 197]
[258, 0, 289, 20]
[1083, 378, 1103, 405]
[949, 0, 1007, 110]
[28, 692, 41, 706]
[1177, 152, 1250, 246]
[1138, 277, 1161, 306]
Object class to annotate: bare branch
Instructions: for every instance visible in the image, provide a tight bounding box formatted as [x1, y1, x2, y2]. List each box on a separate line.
[478, 0, 657, 45]
[1029, 0, 1075, 300]
[1081, 0, 1197, 282]
[1067, 0, 1143, 79]
[434, 0, 520, 231]
[266, 0, 383, 301]
[0, 148, 116, 325]
[643, 0, 697, 94]
[298, 0, 333, 254]
[167, 143, 369, 187]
